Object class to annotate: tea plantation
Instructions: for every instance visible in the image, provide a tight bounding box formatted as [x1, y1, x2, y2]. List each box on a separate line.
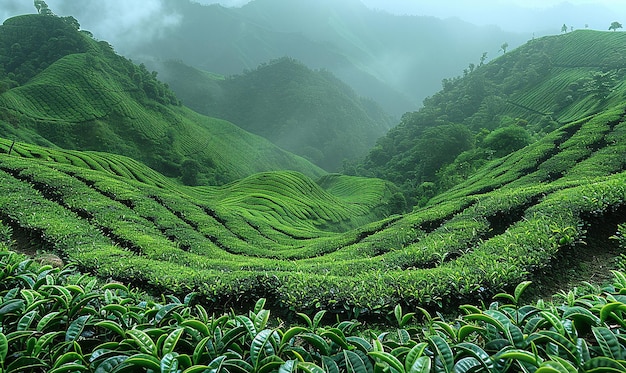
[1, 11, 626, 372]
[1, 99, 625, 318]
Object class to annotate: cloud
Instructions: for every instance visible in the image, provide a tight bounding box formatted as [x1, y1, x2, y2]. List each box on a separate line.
[192, 0, 250, 6]
[0, 1, 36, 23]
[56, 0, 182, 53]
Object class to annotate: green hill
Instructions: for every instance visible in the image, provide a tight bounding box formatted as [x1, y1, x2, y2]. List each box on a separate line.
[152, 58, 393, 171]
[0, 14, 625, 322]
[1, 101, 624, 317]
[356, 30, 626, 205]
[0, 14, 324, 185]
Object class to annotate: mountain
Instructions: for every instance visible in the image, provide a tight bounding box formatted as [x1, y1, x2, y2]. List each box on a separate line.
[150, 58, 393, 171]
[0, 14, 324, 185]
[126, 0, 527, 116]
[356, 30, 626, 205]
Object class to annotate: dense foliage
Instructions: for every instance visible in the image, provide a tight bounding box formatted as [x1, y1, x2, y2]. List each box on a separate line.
[356, 30, 626, 206]
[0, 9, 625, 341]
[0, 14, 323, 185]
[2, 249, 626, 372]
[151, 58, 393, 171]
[0, 99, 624, 319]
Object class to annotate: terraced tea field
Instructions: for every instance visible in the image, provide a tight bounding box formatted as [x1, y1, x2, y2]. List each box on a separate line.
[1, 102, 625, 318]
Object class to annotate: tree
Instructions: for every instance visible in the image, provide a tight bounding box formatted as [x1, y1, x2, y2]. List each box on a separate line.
[479, 52, 488, 67]
[34, 0, 53, 15]
[482, 125, 532, 158]
[180, 159, 200, 186]
[499, 42, 509, 54]
[585, 71, 617, 100]
[561, 24, 568, 33]
[609, 21, 623, 31]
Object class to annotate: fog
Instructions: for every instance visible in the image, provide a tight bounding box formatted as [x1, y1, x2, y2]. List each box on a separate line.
[0, 0, 183, 53]
[2, 0, 625, 54]
[2, 0, 625, 116]
[196, 0, 624, 33]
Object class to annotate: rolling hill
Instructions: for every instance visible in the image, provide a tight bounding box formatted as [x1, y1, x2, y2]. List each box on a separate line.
[357, 30, 626, 205]
[0, 14, 324, 185]
[1, 101, 624, 318]
[151, 58, 393, 171]
[0, 12, 625, 323]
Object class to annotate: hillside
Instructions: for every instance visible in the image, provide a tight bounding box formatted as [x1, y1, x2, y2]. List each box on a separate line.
[152, 58, 393, 171]
[125, 0, 527, 116]
[1, 101, 624, 318]
[0, 11, 625, 324]
[356, 30, 626, 205]
[0, 14, 324, 185]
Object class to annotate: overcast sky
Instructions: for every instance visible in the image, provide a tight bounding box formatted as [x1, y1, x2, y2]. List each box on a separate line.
[194, 0, 625, 32]
[1, 0, 624, 53]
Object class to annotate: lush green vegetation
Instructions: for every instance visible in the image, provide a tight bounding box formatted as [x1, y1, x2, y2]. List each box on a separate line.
[1, 97, 624, 319]
[2, 249, 626, 372]
[0, 9, 625, 353]
[0, 14, 324, 185]
[355, 30, 626, 205]
[150, 58, 393, 171]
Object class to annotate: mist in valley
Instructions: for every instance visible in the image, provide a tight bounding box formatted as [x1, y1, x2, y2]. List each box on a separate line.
[3, 0, 623, 118]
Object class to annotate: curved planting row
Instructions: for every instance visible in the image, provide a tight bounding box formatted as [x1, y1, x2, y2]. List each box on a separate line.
[0, 106, 625, 318]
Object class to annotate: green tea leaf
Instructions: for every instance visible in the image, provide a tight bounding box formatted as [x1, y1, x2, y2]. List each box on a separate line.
[592, 327, 623, 360]
[127, 329, 157, 355]
[281, 326, 308, 346]
[160, 353, 179, 373]
[427, 335, 453, 373]
[0, 332, 7, 365]
[95, 320, 126, 338]
[369, 351, 404, 373]
[342, 350, 369, 373]
[65, 315, 90, 342]
[404, 342, 427, 373]
[162, 327, 184, 356]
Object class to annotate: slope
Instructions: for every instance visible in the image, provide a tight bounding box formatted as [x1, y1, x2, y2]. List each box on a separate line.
[152, 58, 393, 171]
[358, 30, 626, 204]
[1, 15, 625, 321]
[1, 102, 625, 319]
[0, 14, 324, 185]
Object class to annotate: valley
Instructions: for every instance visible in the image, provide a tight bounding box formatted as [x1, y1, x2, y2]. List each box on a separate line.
[0, 3, 626, 371]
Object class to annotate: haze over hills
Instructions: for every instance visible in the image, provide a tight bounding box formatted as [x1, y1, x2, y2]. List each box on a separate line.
[150, 57, 394, 171]
[0, 14, 324, 185]
[130, 0, 528, 116]
[0, 8, 625, 321]
[15, 0, 527, 116]
[356, 29, 626, 205]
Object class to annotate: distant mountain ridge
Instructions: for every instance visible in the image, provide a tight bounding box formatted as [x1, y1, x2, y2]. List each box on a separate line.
[128, 0, 527, 116]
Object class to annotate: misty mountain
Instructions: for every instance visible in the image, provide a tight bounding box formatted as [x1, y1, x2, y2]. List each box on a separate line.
[355, 29, 626, 205]
[0, 14, 324, 185]
[126, 0, 528, 116]
[149, 57, 393, 171]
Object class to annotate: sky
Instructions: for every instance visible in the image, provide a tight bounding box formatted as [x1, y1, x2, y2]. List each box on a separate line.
[1, 0, 624, 53]
[193, 0, 625, 32]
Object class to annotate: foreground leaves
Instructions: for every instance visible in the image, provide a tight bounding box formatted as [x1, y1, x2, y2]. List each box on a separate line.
[1, 250, 626, 372]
